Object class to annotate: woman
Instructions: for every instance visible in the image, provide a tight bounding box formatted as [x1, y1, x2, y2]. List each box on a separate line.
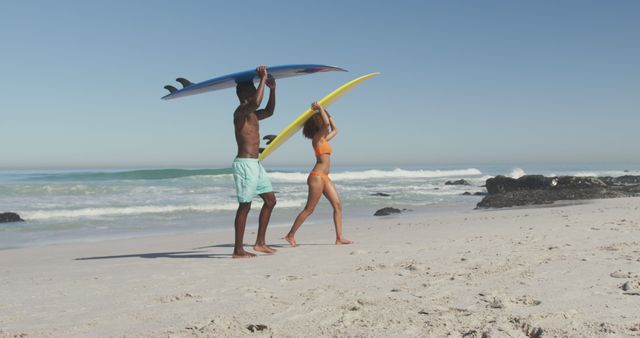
[284, 102, 353, 246]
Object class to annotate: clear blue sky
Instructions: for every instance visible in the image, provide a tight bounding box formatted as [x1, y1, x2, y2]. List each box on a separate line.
[1, 1, 638, 169]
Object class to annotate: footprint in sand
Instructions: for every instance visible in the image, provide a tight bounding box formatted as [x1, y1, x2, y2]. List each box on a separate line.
[510, 316, 544, 338]
[242, 287, 276, 299]
[183, 318, 244, 335]
[344, 299, 369, 312]
[601, 241, 640, 252]
[356, 265, 376, 272]
[510, 295, 542, 306]
[610, 271, 639, 279]
[280, 275, 302, 282]
[401, 261, 422, 272]
[159, 293, 200, 303]
[620, 280, 640, 296]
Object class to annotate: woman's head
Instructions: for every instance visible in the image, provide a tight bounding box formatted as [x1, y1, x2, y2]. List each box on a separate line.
[302, 114, 320, 139]
[302, 110, 329, 139]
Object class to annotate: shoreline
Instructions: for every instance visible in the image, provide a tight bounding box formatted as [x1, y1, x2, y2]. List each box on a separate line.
[0, 200, 480, 251]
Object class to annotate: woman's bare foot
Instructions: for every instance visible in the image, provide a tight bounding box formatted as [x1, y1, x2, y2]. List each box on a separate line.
[253, 244, 278, 254]
[335, 238, 354, 245]
[232, 250, 257, 259]
[284, 234, 298, 247]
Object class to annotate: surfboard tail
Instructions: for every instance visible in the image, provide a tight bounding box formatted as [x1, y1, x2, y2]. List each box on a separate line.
[263, 135, 277, 145]
[164, 85, 178, 94]
[176, 78, 194, 88]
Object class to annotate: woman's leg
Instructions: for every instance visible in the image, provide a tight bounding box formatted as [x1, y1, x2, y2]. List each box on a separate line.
[323, 180, 353, 245]
[285, 175, 324, 247]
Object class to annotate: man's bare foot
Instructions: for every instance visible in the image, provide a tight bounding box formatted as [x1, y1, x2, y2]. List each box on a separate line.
[283, 234, 298, 247]
[335, 238, 354, 245]
[232, 250, 257, 259]
[253, 244, 278, 254]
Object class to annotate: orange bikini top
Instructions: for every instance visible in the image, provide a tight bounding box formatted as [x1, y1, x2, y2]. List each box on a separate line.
[313, 138, 332, 156]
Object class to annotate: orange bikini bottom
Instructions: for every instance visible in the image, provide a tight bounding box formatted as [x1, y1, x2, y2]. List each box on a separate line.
[309, 171, 330, 185]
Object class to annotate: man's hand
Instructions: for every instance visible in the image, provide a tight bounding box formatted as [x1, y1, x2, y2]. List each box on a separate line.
[311, 101, 323, 111]
[266, 78, 276, 89]
[256, 65, 268, 80]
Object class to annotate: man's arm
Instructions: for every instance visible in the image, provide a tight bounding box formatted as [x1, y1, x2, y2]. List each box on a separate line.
[251, 66, 268, 108]
[256, 79, 276, 120]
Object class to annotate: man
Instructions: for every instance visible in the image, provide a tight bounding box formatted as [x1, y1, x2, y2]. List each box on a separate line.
[232, 65, 277, 258]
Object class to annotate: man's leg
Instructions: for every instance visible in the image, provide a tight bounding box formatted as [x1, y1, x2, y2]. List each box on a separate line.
[254, 192, 277, 253]
[233, 202, 255, 258]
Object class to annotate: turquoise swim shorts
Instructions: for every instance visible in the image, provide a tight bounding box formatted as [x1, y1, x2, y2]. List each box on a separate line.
[232, 158, 273, 203]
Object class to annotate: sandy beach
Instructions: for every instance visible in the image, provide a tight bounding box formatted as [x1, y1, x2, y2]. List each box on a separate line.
[1, 197, 639, 337]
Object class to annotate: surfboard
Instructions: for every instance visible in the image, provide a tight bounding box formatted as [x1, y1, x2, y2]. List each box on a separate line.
[258, 72, 379, 161]
[162, 64, 346, 100]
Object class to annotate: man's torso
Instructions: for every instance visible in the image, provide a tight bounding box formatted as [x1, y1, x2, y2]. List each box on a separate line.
[234, 103, 260, 158]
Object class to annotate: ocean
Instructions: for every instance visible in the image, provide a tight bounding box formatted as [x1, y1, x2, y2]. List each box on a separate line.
[1, 164, 638, 249]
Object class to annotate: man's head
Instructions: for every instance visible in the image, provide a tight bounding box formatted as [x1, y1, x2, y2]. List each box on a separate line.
[236, 81, 256, 102]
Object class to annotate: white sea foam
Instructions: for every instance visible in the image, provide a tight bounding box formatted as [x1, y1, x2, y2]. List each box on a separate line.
[570, 170, 640, 177]
[24, 199, 306, 220]
[509, 168, 526, 179]
[268, 168, 482, 183]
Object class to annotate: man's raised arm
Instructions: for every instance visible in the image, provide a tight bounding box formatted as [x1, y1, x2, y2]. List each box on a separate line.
[251, 65, 268, 108]
[257, 78, 276, 120]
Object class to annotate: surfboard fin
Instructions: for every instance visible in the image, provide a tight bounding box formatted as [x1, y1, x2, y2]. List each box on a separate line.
[259, 147, 265, 153]
[176, 78, 194, 88]
[164, 85, 178, 94]
[263, 134, 277, 145]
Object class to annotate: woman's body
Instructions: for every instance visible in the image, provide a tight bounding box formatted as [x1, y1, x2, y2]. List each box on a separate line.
[284, 102, 353, 247]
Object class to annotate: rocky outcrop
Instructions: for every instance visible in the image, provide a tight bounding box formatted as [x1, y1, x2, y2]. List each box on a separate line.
[0, 212, 24, 223]
[445, 179, 470, 186]
[477, 175, 640, 208]
[374, 207, 402, 216]
[370, 192, 390, 197]
[599, 175, 640, 186]
[462, 191, 488, 196]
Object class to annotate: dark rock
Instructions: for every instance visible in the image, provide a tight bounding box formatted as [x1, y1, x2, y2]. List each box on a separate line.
[462, 192, 472, 196]
[473, 191, 487, 196]
[0, 212, 24, 223]
[485, 175, 555, 194]
[555, 176, 607, 189]
[477, 175, 640, 209]
[247, 324, 268, 332]
[445, 179, 470, 186]
[599, 175, 640, 186]
[370, 192, 390, 197]
[374, 207, 402, 216]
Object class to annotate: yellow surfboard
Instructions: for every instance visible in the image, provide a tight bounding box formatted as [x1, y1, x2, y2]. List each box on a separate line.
[259, 72, 379, 161]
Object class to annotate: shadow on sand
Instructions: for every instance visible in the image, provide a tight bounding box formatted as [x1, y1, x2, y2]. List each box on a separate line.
[75, 242, 337, 261]
[193, 243, 333, 249]
[75, 250, 232, 260]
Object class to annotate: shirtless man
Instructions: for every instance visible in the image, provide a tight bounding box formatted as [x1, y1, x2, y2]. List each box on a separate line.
[232, 65, 277, 258]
